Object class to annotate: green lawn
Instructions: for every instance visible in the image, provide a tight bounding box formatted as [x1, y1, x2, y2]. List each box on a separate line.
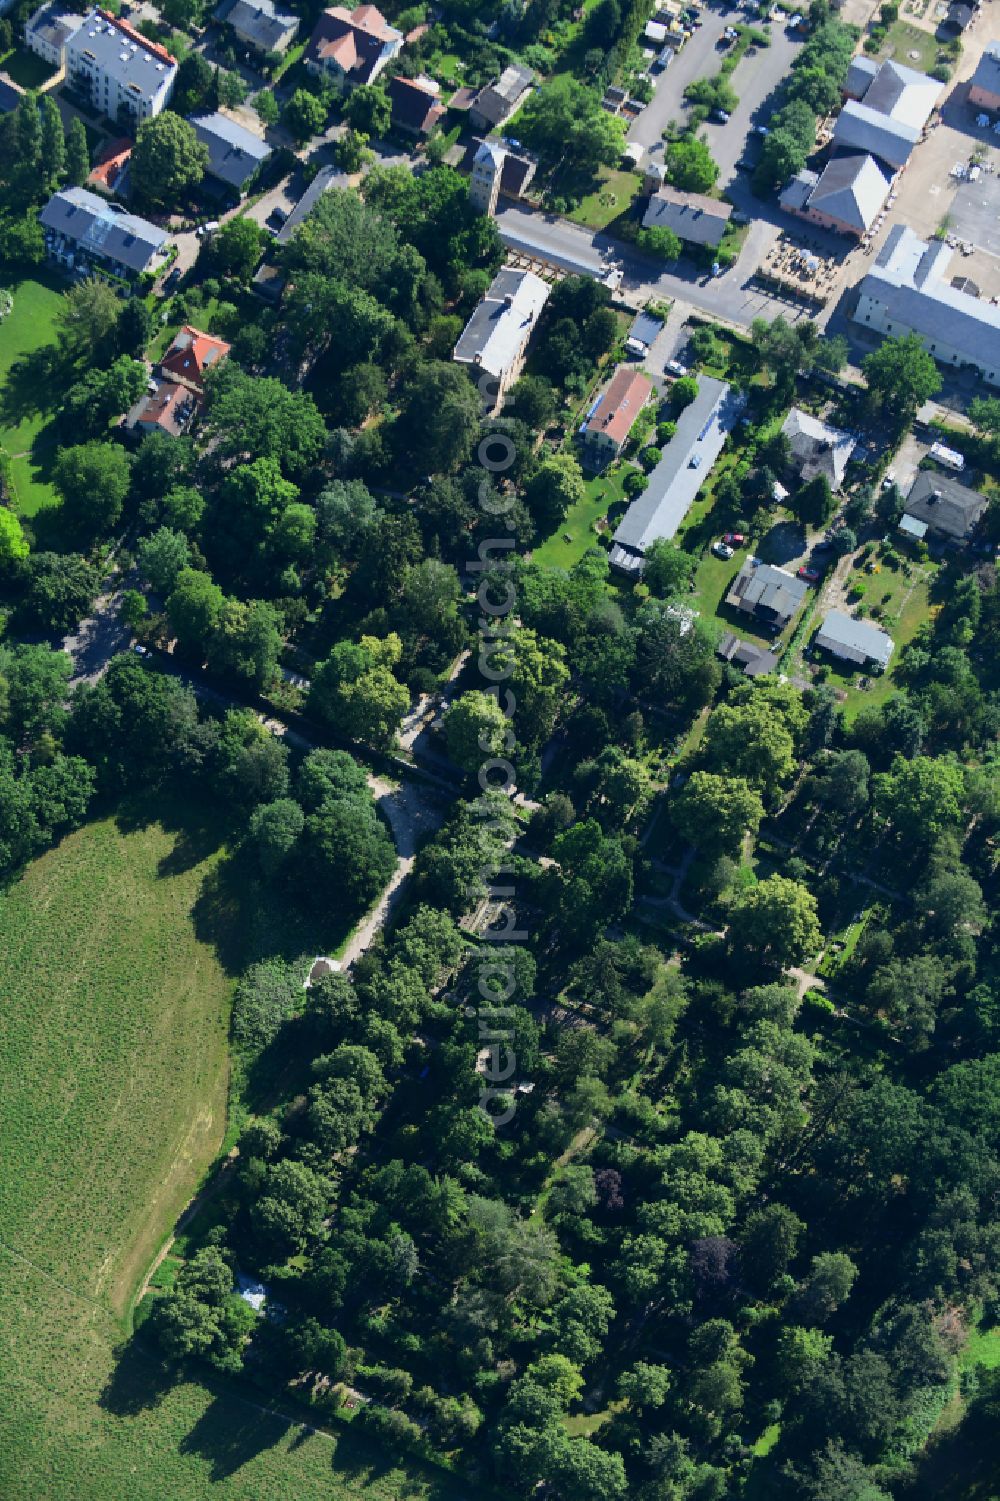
[568, 167, 643, 231]
[0, 275, 66, 516]
[823, 564, 933, 721]
[533, 463, 632, 568]
[1, 46, 58, 88]
[875, 20, 946, 74]
[0, 797, 446, 1501]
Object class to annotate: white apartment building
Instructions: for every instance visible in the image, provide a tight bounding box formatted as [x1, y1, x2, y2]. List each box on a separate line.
[66, 9, 177, 125]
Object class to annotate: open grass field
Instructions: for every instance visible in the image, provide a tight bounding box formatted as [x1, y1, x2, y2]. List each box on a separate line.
[567, 167, 643, 232]
[0, 799, 447, 1501]
[533, 463, 632, 569]
[0, 275, 65, 516]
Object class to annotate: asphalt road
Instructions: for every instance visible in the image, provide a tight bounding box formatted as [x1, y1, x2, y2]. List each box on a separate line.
[494, 201, 808, 326]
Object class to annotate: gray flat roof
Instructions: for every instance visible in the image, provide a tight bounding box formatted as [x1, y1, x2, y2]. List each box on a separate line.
[611, 375, 740, 569]
[39, 186, 168, 271]
[66, 9, 177, 97]
[816, 608, 894, 667]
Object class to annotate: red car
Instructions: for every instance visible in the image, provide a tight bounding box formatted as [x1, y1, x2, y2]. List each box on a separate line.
[797, 566, 821, 583]
[723, 532, 746, 545]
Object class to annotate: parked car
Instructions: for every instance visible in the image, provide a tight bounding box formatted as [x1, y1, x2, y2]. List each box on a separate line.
[666, 359, 689, 376]
[711, 108, 731, 123]
[753, 124, 769, 136]
[163, 267, 182, 292]
[797, 566, 821, 582]
[690, 452, 703, 470]
[713, 541, 735, 559]
[723, 532, 746, 544]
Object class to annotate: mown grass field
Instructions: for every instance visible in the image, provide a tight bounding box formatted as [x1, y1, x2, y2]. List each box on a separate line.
[0, 801, 447, 1501]
[0, 275, 65, 516]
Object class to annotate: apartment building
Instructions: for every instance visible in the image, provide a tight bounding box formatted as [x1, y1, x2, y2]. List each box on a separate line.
[66, 8, 177, 125]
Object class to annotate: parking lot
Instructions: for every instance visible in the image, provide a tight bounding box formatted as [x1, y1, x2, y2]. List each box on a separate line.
[950, 171, 1000, 258]
[627, 0, 804, 173]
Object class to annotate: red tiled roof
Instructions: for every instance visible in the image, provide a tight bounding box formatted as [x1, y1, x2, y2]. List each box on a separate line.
[586, 366, 653, 446]
[88, 136, 133, 191]
[132, 381, 197, 436]
[389, 73, 445, 133]
[308, 4, 399, 81]
[160, 325, 231, 390]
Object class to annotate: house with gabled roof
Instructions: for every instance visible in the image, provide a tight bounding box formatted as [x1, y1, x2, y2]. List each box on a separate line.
[214, 0, 299, 56]
[832, 57, 940, 171]
[782, 408, 856, 490]
[160, 325, 231, 391]
[725, 558, 808, 631]
[815, 609, 894, 669]
[189, 111, 271, 193]
[780, 153, 892, 237]
[854, 223, 1000, 387]
[582, 366, 653, 466]
[39, 186, 170, 280]
[304, 4, 403, 90]
[388, 73, 445, 136]
[642, 185, 732, 249]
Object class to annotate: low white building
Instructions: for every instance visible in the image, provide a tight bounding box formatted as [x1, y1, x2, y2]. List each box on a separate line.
[453, 266, 549, 412]
[854, 223, 1000, 387]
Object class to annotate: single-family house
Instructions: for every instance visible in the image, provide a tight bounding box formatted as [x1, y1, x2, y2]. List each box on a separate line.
[610, 376, 743, 576]
[39, 186, 169, 281]
[815, 609, 894, 669]
[725, 558, 808, 630]
[452, 266, 549, 411]
[782, 407, 856, 489]
[126, 379, 199, 437]
[214, 0, 299, 55]
[126, 324, 230, 436]
[780, 153, 892, 237]
[582, 366, 653, 465]
[87, 136, 132, 194]
[854, 223, 1000, 386]
[388, 73, 445, 136]
[969, 40, 1000, 113]
[902, 470, 987, 541]
[468, 62, 534, 131]
[304, 4, 403, 90]
[160, 324, 231, 390]
[716, 633, 780, 676]
[642, 185, 732, 249]
[189, 111, 271, 194]
[24, 0, 80, 67]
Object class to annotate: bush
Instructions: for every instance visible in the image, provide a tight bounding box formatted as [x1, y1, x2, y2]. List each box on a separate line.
[640, 445, 662, 472]
[624, 469, 648, 498]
